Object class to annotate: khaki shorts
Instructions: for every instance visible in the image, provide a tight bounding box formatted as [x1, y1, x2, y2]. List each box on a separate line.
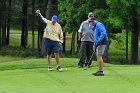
[96, 45, 107, 55]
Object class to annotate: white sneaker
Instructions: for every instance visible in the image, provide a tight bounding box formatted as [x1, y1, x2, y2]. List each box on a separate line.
[56, 66, 63, 72]
[48, 66, 52, 71]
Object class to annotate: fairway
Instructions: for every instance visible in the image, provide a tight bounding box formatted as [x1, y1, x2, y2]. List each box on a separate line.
[0, 58, 140, 93]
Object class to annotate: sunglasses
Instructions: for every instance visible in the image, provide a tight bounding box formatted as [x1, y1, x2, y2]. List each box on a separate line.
[89, 21, 93, 22]
[89, 15, 94, 17]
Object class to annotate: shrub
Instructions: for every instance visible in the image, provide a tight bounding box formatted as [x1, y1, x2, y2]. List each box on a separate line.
[0, 46, 38, 57]
[108, 48, 131, 64]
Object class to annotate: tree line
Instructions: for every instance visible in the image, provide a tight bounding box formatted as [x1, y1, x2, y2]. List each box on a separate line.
[0, 0, 139, 64]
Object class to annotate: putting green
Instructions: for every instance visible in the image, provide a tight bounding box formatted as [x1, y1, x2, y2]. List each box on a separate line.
[0, 58, 140, 93]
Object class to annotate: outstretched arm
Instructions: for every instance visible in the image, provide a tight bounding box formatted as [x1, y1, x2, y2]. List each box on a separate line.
[36, 10, 47, 24]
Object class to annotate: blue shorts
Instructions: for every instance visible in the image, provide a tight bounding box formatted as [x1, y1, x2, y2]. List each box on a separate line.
[44, 39, 60, 55]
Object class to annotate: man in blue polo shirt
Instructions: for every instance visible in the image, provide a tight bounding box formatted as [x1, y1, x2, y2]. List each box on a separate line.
[91, 17, 108, 76]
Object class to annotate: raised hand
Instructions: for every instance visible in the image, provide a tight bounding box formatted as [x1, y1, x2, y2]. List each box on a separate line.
[36, 9, 40, 15]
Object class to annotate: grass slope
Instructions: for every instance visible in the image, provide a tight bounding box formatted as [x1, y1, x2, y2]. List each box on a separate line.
[0, 58, 140, 93]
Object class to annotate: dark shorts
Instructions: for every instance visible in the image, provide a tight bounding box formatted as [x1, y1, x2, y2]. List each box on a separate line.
[44, 38, 60, 55]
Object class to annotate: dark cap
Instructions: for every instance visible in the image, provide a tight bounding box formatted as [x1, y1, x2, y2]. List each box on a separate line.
[88, 17, 96, 21]
[88, 12, 94, 18]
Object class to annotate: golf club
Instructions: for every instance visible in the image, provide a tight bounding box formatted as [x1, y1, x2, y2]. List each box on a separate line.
[84, 50, 95, 70]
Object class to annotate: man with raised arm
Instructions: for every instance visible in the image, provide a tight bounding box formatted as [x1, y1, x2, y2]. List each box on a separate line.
[36, 10, 63, 71]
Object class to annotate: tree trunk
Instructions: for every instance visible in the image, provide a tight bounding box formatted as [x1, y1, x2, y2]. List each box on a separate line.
[45, 0, 58, 19]
[2, 18, 6, 46]
[0, 11, 1, 49]
[37, 17, 44, 55]
[0, 1, 2, 48]
[32, 0, 35, 49]
[2, 1, 7, 46]
[71, 30, 76, 54]
[130, 5, 139, 64]
[125, 21, 129, 64]
[21, 0, 28, 48]
[0, 28, 1, 49]
[36, 0, 45, 55]
[6, 0, 11, 45]
[76, 30, 79, 53]
[37, 24, 41, 54]
[45, 0, 50, 19]
[62, 32, 66, 52]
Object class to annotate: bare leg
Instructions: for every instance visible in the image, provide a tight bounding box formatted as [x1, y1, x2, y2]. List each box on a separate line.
[55, 53, 60, 65]
[55, 53, 63, 71]
[48, 54, 52, 66]
[97, 54, 103, 71]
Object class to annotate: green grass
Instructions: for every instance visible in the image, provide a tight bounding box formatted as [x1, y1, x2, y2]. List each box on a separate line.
[0, 58, 140, 93]
[10, 29, 38, 48]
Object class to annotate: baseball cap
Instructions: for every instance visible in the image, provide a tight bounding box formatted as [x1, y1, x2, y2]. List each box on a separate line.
[88, 17, 96, 22]
[51, 15, 58, 22]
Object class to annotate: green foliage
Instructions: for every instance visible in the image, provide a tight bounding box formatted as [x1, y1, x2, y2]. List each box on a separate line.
[108, 31, 133, 64]
[58, 0, 105, 33]
[113, 31, 131, 50]
[58, 0, 125, 34]
[106, 0, 140, 28]
[107, 17, 123, 27]
[58, 0, 84, 33]
[108, 48, 127, 64]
